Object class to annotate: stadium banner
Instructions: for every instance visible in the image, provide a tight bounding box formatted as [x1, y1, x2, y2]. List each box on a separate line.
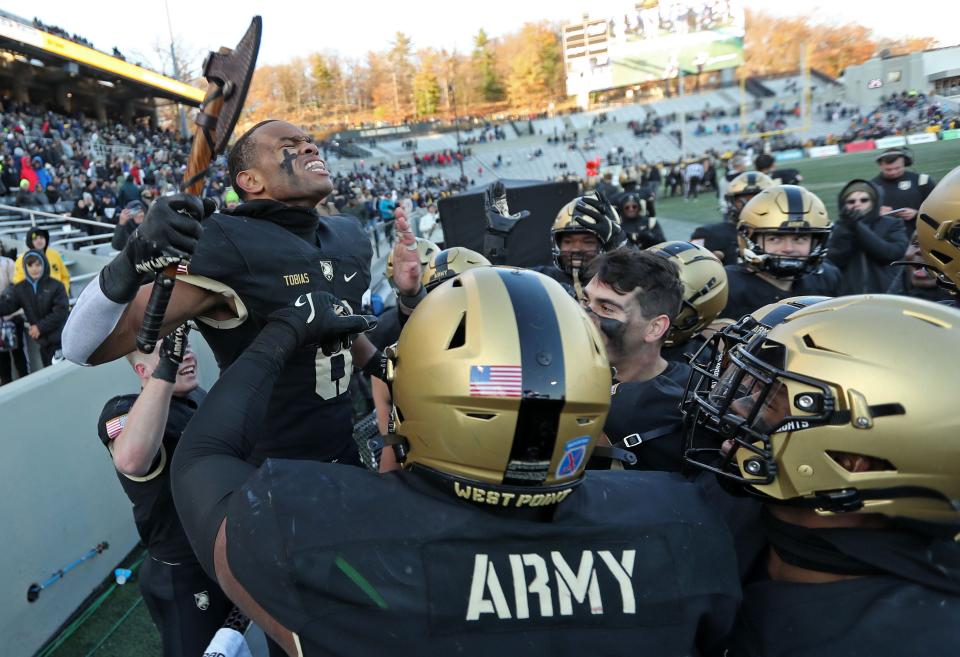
[808, 145, 840, 158]
[843, 140, 876, 153]
[875, 136, 907, 149]
[906, 132, 938, 145]
[0, 16, 203, 104]
[774, 149, 804, 161]
[941, 129, 960, 141]
[563, 1, 745, 97]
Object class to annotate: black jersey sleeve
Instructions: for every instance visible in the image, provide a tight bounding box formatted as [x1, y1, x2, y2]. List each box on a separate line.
[97, 394, 137, 448]
[183, 216, 246, 284]
[171, 321, 297, 578]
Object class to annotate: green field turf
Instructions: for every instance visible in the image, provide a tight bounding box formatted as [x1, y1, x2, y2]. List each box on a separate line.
[656, 138, 960, 231]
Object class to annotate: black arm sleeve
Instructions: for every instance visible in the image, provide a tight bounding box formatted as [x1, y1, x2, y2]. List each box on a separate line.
[171, 320, 300, 578]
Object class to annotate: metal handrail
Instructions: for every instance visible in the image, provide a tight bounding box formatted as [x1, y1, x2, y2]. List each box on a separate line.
[0, 203, 114, 231]
[70, 272, 98, 284]
[52, 235, 113, 248]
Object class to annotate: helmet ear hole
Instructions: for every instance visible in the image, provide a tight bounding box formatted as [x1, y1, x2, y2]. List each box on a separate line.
[447, 313, 467, 349]
[931, 250, 954, 265]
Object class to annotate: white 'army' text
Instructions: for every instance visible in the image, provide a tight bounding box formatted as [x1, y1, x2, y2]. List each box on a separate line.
[465, 550, 636, 620]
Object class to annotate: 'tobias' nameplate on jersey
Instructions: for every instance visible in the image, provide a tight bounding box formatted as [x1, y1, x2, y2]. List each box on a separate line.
[423, 539, 684, 634]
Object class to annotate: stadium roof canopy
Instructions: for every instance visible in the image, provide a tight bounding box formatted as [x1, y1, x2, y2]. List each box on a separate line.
[0, 11, 203, 106]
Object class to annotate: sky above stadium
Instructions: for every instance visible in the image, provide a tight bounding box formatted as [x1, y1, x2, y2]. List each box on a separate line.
[21, 0, 958, 75]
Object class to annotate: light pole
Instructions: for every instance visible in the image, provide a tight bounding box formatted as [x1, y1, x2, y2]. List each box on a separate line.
[448, 81, 466, 180]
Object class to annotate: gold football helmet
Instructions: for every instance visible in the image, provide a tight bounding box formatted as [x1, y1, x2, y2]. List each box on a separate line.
[421, 247, 490, 292]
[386, 237, 438, 287]
[646, 241, 728, 346]
[916, 163, 960, 294]
[737, 184, 832, 279]
[724, 171, 774, 222]
[551, 195, 620, 275]
[684, 295, 960, 522]
[388, 267, 611, 506]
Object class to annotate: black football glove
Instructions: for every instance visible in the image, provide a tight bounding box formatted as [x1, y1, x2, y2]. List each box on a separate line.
[484, 181, 530, 235]
[152, 323, 189, 383]
[573, 190, 624, 248]
[839, 204, 868, 225]
[268, 290, 378, 355]
[100, 194, 214, 303]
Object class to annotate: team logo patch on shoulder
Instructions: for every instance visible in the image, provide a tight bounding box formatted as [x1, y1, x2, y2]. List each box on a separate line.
[469, 365, 522, 397]
[105, 415, 127, 440]
[320, 260, 334, 281]
[556, 436, 590, 477]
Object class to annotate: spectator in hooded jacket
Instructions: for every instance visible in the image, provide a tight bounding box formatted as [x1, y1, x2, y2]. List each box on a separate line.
[32, 156, 52, 190]
[0, 250, 68, 367]
[13, 228, 71, 296]
[0, 252, 29, 384]
[826, 179, 908, 295]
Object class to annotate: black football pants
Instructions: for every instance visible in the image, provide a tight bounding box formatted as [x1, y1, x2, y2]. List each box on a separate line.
[139, 557, 232, 657]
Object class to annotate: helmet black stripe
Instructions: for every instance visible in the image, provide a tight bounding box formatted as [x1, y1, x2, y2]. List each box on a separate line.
[785, 185, 805, 220]
[495, 270, 567, 486]
[746, 172, 757, 186]
[434, 247, 450, 277]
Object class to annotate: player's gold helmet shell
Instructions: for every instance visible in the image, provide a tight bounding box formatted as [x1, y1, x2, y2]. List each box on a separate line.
[390, 267, 611, 506]
[647, 241, 728, 346]
[737, 185, 832, 279]
[684, 295, 960, 523]
[916, 164, 960, 293]
[421, 247, 491, 292]
[386, 237, 438, 287]
[726, 171, 774, 201]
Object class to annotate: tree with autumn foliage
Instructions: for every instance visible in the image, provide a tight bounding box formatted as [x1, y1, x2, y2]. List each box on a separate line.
[743, 9, 937, 78]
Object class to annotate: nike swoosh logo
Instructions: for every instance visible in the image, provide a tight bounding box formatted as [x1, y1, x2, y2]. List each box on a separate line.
[344, 272, 357, 282]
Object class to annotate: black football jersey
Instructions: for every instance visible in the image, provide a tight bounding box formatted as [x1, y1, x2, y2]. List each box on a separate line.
[728, 574, 960, 656]
[182, 204, 372, 464]
[720, 263, 842, 322]
[690, 221, 738, 265]
[98, 389, 205, 563]
[225, 464, 741, 656]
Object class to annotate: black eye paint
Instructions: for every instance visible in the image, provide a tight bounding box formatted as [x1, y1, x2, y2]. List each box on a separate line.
[597, 316, 626, 347]
[280, 148, 297, 176]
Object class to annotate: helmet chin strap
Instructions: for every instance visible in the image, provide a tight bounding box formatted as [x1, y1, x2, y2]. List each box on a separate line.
[572, 265, 585, 302]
